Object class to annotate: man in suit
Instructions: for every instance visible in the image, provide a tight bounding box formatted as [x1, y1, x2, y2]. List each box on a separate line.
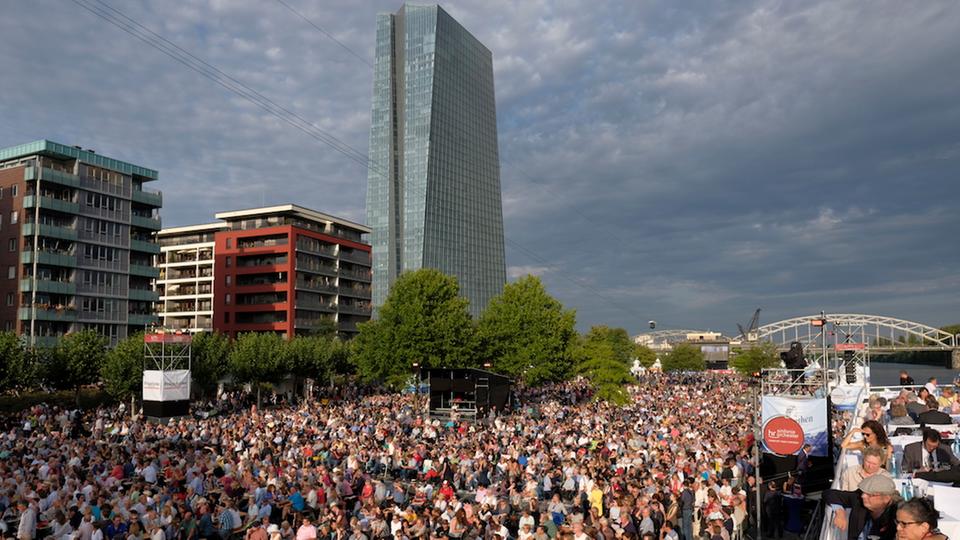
[900, 428, 960, 473]
[823, 474, 899, 540]
[795, 444, 812, 485]
[917, 396, 953, 426]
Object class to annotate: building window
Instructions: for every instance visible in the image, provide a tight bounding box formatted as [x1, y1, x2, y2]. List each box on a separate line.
[10, 211, 17, 224]
[11, 185, 17, 197]
[225, 294, 231, 305]
[224, 312, 230, 324]
[7, 266, 14, 279]
[7, 238, 14, 252]
[225, 238, 232, 249]
[225, 256, 231, 267]
[225, 275, 232, 286]
[5, 293, 12, 306]
[3, 321, 11, 331]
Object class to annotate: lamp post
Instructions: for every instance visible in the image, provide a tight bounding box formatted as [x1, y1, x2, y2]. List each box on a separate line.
[412, 362, 421, 410]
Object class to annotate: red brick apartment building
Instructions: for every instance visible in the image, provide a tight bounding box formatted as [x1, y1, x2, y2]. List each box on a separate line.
[158, 205, 371, 339]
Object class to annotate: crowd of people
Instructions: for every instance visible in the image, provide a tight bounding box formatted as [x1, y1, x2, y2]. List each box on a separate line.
[0, 372, 761, 540]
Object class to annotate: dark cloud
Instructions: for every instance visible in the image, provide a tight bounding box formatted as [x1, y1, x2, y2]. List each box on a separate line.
[1, 0, 957, 335]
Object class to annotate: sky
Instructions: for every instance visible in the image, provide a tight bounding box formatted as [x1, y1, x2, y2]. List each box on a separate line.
[1, 0, 958, 336]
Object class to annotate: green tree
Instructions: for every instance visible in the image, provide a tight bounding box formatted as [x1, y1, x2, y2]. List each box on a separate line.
[0, 331, 31, 393]
[353, 269, 477, 387]
[52, 330, 108, 403]
[575, 336, 632, 405]
[287, 335, 337, 381]
[583, 326, 634, 365]
[227, 332, 289, 405]
[101, 332, 144, 404]
[191, 331, 232, 398]
[941, 324, 960, 336]
[476, 275, 577, 385]
[634, 344, 657, 368]
[661, 343, 706, 372]
[730, 341, 780, 375]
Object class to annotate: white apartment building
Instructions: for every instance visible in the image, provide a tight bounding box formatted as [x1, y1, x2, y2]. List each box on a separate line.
[156, 223, 225, 332]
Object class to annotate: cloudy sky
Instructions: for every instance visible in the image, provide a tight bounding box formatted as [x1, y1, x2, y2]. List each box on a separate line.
[2, 0, 958, 335]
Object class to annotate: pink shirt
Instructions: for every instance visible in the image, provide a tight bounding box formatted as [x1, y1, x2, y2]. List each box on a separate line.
[295, 524, 316, 540]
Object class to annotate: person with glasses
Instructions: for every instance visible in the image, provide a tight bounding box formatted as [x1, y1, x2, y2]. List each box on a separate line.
[842, 420, 895, 466]
[895, 498, 948, 540]
[823, 474, 900, 540]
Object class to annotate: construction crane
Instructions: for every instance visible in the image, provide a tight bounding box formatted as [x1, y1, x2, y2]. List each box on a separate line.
[737, 308, 761, 341]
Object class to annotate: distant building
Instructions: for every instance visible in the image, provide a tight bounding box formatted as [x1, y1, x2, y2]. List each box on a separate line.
[156, 223, 225, 333]
[366, 4, 506, 317]
[158, 205, 371, 339]
[0, 140, 161, 347]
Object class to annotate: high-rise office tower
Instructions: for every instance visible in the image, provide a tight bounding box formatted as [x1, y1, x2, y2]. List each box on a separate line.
[366, 4, 506, 317]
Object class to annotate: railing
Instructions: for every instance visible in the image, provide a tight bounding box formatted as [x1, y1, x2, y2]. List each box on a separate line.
[79, 204, 130, 223]
[338, 304, 372, 316]
[339, 286, 372, 298]
[79, 174, 131, 198]
[131, 214, 161, 230]
[131, 188, 162, 207]
[23, 195, 80, 214]
[338, 268, 372, 282]
[129, 264, 160, 278]
[21, 250, 76, 267]
[29, 166, 81, 187]
[128, 288, 159, 302]
[820, 383, 870, 540]
[296, 263, 338, 277]
[129, 313, 159, 326]
[22, 222, 78, 241]
[295, 240, 336, 257]
[20, 279, 76, 295]
[18, 306, 78, 322]
[296, 299, 335, 311]
[77, 258, 124, 272]
[130, 239, 160, 254]
[339, 250, 371, 264]
[294, 279, 338, 294]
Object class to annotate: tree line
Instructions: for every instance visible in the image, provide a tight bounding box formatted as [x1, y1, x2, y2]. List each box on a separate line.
[0, 270, 725, 407]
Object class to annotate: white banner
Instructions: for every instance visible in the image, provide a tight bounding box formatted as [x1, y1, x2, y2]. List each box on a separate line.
[143, 370, 191, 401]
[761, 396, 828, 457]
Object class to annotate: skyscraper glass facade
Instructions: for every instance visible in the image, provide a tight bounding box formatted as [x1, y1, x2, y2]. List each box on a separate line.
[366, 4, 506, 317]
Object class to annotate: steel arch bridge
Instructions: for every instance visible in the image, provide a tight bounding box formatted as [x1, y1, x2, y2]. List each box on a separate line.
[751, 313, 958, 353]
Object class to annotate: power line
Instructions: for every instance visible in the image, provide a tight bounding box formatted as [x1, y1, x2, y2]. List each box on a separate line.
[272, 0, 373, 68]
[73, 0, 376, 174]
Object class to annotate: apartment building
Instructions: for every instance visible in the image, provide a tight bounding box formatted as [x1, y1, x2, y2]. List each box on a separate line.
[158, 204, 371, 339]
[0, 140, 161, 346]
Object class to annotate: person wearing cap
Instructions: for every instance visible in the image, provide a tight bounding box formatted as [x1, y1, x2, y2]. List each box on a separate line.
[823, 474, 900, 540]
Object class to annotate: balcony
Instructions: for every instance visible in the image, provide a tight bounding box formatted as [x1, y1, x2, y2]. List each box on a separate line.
[129, 288, 160, 302]
[23, 195, 80, 214]
[338, 268, 372, 282]
[296, 299, 336, 311]
[338, 320, 359, 333]
[26, 166, 81, 188]
[131, 215, 161, 230]
[131, 189, 162, 207]
[295, 279, 338, 294]
[128, 313, 160, 326]
[21, 250, 76, 267]
[338, 304, 372, 316]
[18, 306, 78, 322]
[339, 286, 372, 299]
[20, 279, 76, 295]
[339, 250, 371, 265]
[130, 239, 161, 254]
[129, 264, 160, 278]
[296, 263, 338, 277]
[22, 222, 78, 241]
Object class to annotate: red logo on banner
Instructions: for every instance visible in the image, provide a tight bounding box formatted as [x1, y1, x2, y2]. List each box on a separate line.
[763, 416, 805, 455]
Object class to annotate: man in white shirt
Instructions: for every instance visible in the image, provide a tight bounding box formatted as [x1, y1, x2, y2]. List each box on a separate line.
[17, 499, 37, 540]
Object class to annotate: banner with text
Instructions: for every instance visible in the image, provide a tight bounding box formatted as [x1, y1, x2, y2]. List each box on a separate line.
[143, 369, 191, 402]
[761, 396, 828, 457]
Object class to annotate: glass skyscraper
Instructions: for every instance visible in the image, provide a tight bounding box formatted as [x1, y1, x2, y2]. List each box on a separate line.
[366, 4, 506, 317]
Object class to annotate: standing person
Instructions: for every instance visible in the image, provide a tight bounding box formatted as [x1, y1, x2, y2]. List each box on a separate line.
[795, 444, 812, 485]
[762, 481, 783, 539]
[823, 475, 900, 540]
[899, 371, 915, 386]
[16, 499, 37, 540]
[679, 478, 695, 540]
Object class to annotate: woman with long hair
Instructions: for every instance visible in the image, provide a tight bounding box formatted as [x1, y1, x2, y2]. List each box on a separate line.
[841, 419, 894, 465]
